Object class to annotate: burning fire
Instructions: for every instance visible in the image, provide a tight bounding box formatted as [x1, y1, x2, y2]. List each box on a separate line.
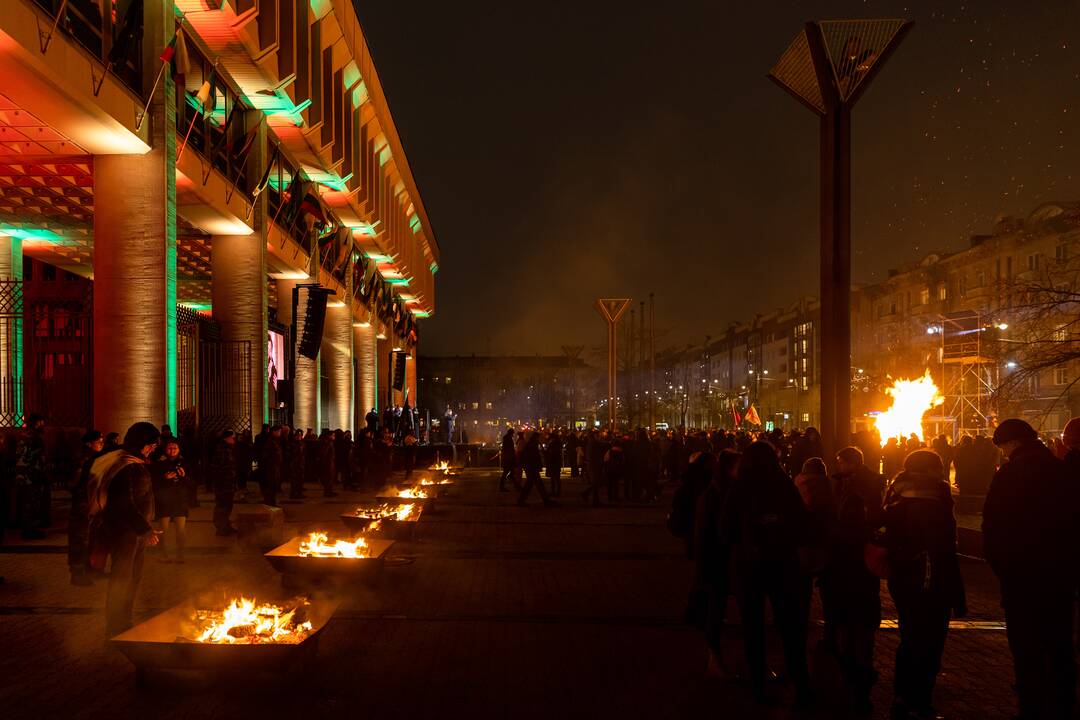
[429, 461, 451, 472]
[195, 597, 313, 644]
[395, 487, 429, 499]
[297, 531, 371, 558]
[352, 503, 419, 521]
[875, 370, 944, 446]
[418, 478, 452, 486]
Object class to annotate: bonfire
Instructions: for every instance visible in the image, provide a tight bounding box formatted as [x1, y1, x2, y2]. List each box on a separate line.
[875, 370, 944, 446]
[297, 531, 371, 558]
[193, 597, 313, 644]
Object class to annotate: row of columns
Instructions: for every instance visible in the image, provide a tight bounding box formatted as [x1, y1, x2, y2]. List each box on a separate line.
[86, 2, 407, 434]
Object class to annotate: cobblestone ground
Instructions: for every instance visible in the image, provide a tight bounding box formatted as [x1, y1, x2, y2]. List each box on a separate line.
[0, 468, 1021, 719]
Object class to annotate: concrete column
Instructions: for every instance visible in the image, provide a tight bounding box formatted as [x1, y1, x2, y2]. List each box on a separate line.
[212, 233, 267, 428]
[0, 237, 22, 423]
[406, 352, 417, 409]
[377, 325, 391, 410]
[93, 0, 177, 433]
[277, 279, 319, 431]
[354, 313, 377, 424]
[322, 301, 352, 432]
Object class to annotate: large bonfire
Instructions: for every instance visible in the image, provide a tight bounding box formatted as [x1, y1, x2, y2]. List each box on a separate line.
[874, 370, 944, 446]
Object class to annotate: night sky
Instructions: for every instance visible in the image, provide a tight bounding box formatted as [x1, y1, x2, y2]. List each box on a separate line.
[353, 1, 1080, 356]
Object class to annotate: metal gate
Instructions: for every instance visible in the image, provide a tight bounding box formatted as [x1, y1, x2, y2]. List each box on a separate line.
[0, 280, 23, 427]
[176, 306, 252, 436]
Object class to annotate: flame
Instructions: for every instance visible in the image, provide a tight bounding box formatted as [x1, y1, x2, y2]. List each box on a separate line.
[297, 531, 370, 558]
[352, 503, 419, 521]
[195, 597, 313, 644]
[395, 487, 429, 499]
[429, 461, 451, 472]
[875, 370, 944, 446]
[418, 478, 452, 486]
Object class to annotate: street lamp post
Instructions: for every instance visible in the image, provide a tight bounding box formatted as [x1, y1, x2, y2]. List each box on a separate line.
[596, 298, 631, 429]
[769, 19, 911, 459]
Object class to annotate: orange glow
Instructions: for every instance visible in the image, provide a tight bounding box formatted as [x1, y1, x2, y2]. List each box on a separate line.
[875, 370, 944, 446]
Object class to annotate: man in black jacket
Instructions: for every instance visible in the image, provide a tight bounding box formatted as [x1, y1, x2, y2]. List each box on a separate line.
[984, 419, 1076, 720]
[91, 422, 160, 637]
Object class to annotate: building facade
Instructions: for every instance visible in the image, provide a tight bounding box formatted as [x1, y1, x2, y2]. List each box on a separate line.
[0, 0, 438, 434]
[654, 201, 1080, 437]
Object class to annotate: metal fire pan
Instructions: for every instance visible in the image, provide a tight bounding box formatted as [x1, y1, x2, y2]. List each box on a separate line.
[340, 510, 421, 540]
[263, 536, 395, 578]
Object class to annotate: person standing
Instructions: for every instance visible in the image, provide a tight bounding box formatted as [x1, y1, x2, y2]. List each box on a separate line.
[151, 439, 190, 557]
[565, 430, 579, 479]
[581, 430, 608, 506]
[882, 450, 966, 720]
[258, 426, 283, 507]
[210, 432, 237, 536]
[287, 428, 306, 499]
[352, 428, 371, 491]
[444, 406, 456, 444]
[365, 407, 379, 433]
[984, 419, 1076, 720]
[16, 413, 49, 539]
[88, 422, 160, 637]
[370, 428, 394, 489]
[336, 429, 354, 489]
[318, 430, 337, 497]
[545, 430, 563, 497]
[235, 429, 253, 495]
[401, 430, 418, 481]
[825, 447, 885, 714]
[517, 433, 555, 507]
[499, 427, 517, 492]
[68, 430, 105, 585]
[694, 449, 740, 676]
[720, 441, 810, 707]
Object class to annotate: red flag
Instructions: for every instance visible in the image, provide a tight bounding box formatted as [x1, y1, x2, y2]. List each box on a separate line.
[730, 400, 742, 428]
[744, 405, 762, 427]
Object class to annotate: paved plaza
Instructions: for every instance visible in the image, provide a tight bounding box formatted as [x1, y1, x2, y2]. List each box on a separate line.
[1, 469, 1018, 719]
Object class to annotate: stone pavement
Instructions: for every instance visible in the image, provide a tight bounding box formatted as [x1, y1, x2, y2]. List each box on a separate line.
[0, 469, 1021, 719]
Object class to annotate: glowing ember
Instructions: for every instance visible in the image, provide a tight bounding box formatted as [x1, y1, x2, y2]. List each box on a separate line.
[297, 531, 370, 558]
[418, 478, 452, 486]
[395, 487, 429, 499]
[194, 597, 313, 644]
[875, 370, 944, 446]
[429, 461, 451, 472]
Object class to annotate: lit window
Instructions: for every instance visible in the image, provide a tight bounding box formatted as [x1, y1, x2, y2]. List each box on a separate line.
[445, 377, 452, 384]
[938, 284, 947, 301]
[920, 287, 930, 305]
[471, 402, 479, 410]
[485, 402, 493, 410]
[1054, 368, 1068, 386]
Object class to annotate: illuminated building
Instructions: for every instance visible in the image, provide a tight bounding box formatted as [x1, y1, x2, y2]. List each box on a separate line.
[0, 0, 437, 433]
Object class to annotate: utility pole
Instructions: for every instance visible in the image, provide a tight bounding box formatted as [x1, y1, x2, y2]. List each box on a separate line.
[649, 292, 655, 429]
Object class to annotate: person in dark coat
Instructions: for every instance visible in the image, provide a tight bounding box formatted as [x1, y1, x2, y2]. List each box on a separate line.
[499, 428, 517, 492]
[235, 429, 253, 494]
[259, 426, 283, 507]
[517, 432, 555, 507]
[68, 430, 104, 585]
[721, 441, 810, 707]
[151, 439, 189, 557]
[336, 430, 353, 489]
[365, 408, 379, 433]
[983, 419, 1076, 720]
[15, 413, 49, 539]
[352, 428, 371, 491]
[369, 428, 394, 489]
[565, 431, 580, 479]
[287, 428, 306, 499]
[210, 432, 237, 535]
[788, 426, 824, 478]
[401, 431, 418, 480]
[694, 449, 740, 676]
[318, 430, 337, 497]
[881, 437, 905, 480]
[90, 422, 160, 637]
[303, 429, 319, 485]
[825, 446, 885, 713]
[603, 437, 627, 503]
[544, 431, 563, 497]
[882, 449, 966, 719]
[581, 430, 609, 506]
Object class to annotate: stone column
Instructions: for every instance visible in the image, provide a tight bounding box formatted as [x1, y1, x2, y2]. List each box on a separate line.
[321, 300, 352, 432]
[277, 279, 320, 431]
[211, 232, 267, 429]
[93, 0, 177, 432]
[353, 311, 377, 424]
[376, 324, 391, 409]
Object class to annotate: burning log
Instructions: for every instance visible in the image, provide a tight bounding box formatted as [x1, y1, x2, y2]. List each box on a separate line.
[375, 486, 435, 511]
[341, 502, 422, 539]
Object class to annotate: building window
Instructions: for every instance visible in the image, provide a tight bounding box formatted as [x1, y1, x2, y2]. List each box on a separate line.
[1054, 367, 1068, 386]
[458, 402, 466, 410]
[889, 299, 897, 315]
[432, 376, 439, 383]
[485, 402, 493, 410]
[1027, 253, 1039, 271]
[471, 402, 479, 410]
[937, 284, 947, 301]
[976, 270, 985, 287]
[1056, 243, 1068, 262]
[1053, 325, 1068, 342]
[42, 263, 56, 281]
[445, 377, 452, 384]
[920, 287, 929, 305]
[802, 412, 810, 423]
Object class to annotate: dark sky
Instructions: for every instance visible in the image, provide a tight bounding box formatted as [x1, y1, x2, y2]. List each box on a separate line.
[353, 1, 1080, 356]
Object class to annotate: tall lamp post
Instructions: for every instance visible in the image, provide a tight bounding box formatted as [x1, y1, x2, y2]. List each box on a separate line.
[596, 298, 631, 429]
[769, 19, 911, 459]
[561, 344, 583, 429]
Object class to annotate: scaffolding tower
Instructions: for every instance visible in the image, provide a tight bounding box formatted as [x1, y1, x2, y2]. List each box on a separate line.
[938, 311, 998, 440]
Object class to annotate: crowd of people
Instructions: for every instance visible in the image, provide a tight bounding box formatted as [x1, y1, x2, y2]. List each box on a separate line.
[664, 417, 1080, 720]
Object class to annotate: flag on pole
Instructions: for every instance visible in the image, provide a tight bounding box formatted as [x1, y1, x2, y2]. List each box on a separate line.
[160, 27, 191, 79]
[744, 405, 762, 427]
[252, 146, 280, 197]
[730, 400, 742, 428]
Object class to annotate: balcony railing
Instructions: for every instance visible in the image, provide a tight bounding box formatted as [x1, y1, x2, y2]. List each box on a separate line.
[31, 0, 143, 96]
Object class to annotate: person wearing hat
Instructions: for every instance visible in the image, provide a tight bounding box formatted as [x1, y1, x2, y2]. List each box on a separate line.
[87, 422, 161, 637]
[984, 418, 1076, 720]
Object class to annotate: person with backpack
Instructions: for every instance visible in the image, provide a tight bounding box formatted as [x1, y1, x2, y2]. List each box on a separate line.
[720, 441, 811, 707]
[882, 449, 966, 719]
[87, 422, 161, 637]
